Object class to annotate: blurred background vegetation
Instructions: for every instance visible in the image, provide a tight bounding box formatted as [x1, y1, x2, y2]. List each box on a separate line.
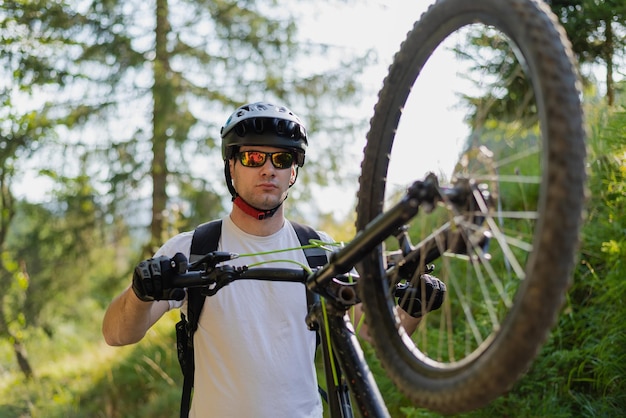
[1, 0, 625, 417]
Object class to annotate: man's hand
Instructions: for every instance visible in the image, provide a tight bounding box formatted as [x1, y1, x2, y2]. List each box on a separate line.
[132, 253, 188, 302]
[396, 274, 446, 318]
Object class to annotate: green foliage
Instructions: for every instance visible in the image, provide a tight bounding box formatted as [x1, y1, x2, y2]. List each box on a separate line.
[561, 97, 626, 413]
[548, 0, 626, 104]
[3, 87, 626, 418]
[549, 0, 626, 66]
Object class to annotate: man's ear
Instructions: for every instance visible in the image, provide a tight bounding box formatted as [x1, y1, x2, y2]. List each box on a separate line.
[289, 166, 299, 187]
[229, 159, 235, 177]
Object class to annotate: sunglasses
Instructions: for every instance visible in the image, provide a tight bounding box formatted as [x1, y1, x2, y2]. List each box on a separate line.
[236, 150, 295, 169]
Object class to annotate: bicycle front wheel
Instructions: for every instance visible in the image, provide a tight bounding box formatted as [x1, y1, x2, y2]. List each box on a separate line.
[356, 0, 586, 413]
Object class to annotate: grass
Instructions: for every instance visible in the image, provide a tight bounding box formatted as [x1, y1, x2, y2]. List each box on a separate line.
[0, 311, 182, 418]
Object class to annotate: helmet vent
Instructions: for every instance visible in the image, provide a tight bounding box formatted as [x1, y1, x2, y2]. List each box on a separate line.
[252, 118, 265, 133]
[275, 119, 287, 135]
[234, 122, 246, 137]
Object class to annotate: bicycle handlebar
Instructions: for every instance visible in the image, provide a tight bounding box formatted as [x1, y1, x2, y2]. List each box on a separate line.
[162, 175, 485, 303]
[170, 265, 311, 296]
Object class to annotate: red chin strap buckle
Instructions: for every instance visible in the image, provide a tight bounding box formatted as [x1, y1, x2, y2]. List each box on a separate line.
[233, 196, 278, 220]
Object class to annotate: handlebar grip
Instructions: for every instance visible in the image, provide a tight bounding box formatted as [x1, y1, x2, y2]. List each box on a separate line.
[170, 271, 207, 289]
[238, 268, 309, 283]
[166, 263, 316, 303]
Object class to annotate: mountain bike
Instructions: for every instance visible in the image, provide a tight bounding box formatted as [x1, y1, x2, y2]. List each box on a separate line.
[171, 0, 586, 415]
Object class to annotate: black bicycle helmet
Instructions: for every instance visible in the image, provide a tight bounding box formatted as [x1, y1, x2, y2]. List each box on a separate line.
[220, 101, 308, 218]
[220, 101, 308, 167]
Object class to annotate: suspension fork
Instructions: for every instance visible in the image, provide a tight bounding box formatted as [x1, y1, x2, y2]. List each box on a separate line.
[307, 299, 390, 418]
[306, 174, 441, 293]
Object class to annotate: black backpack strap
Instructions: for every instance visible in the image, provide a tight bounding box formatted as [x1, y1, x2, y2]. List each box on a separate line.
[178, 220, 222, 418]
[291, 221, 328, 312]
[291, 221, 328, 269]
[188, 220, 224, 263]
[291, 221, 330, 401]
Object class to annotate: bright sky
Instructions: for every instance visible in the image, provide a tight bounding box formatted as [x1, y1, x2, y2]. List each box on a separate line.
[299, 1, 468, 221]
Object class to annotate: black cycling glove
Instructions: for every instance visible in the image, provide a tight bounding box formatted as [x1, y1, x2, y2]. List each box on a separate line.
[396, 274, 446, 318]
[132, 253, 188, 302]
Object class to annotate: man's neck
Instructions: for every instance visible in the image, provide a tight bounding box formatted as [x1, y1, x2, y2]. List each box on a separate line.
[229, 205, 285, 236]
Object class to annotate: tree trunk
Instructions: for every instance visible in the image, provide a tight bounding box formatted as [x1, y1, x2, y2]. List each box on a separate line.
[0, 310, 34, 379]
[604, 19, 614, 107]
[14, 339, 34, 379]
[0, 172, 32, 378]
[149, 0, 174, 254]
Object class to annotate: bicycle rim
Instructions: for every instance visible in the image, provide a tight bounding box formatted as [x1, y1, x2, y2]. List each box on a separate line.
[356, 0, 586, 413]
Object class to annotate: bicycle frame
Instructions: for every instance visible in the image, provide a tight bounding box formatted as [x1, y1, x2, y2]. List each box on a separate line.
[170, 174, 465, 417]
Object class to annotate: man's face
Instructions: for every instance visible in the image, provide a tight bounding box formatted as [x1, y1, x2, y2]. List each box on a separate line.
[229, 145, 297, 210]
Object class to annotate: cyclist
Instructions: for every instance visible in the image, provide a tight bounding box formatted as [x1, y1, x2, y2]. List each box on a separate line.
[102, 101, 444, 417]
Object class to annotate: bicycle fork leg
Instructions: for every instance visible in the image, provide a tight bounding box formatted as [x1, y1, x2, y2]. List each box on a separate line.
[319, 340, 353, 418]
[315, 303, 391, 418]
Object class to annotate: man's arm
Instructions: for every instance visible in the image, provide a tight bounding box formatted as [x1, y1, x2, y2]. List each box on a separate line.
[397, 307, 421, 335]
[351, 304, 421, 343]
[102, 285, 171, 346]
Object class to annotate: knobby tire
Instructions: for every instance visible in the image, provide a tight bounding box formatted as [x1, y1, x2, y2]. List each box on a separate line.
[356, 0, 586, 413]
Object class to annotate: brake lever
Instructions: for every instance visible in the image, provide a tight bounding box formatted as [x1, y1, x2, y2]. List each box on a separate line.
[199, 265, 242, 297]
[189, 251, 239, 271]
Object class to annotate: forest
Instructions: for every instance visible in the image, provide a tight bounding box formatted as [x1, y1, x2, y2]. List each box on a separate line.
[1, 1, 625, 417]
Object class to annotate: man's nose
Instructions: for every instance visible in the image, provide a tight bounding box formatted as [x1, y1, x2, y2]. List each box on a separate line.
[259, 157, 276, 173]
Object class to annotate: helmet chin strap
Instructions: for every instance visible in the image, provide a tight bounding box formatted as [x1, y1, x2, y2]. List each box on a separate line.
[225, 159, 297, 220]
[233, 195, 286, 220]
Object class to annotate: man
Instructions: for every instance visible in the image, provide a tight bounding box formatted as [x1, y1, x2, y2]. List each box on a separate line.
[102, 101, 444, 417]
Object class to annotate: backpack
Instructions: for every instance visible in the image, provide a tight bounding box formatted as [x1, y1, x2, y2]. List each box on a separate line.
[175, 219, 328, 418]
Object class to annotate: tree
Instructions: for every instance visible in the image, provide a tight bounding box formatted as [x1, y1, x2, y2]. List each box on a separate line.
[449, 0, 625, 130]
[0, 88, 55, 378]
[548, 0, 626, 106]
[0, 0, 368, 256]
[0, 161, 117, 379]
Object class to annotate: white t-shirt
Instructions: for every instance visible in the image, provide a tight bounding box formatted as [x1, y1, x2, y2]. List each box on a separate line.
[156, 216, 325, 418]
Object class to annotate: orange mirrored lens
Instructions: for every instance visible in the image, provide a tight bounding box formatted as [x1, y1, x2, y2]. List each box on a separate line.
[240, 151, 266, 166]
[238, 151, 293, 169]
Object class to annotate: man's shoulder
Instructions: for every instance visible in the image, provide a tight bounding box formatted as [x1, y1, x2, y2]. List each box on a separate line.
[286, 220, 334, 243]
[194, 219, 224, 231]
[154, 230, 195, 257]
